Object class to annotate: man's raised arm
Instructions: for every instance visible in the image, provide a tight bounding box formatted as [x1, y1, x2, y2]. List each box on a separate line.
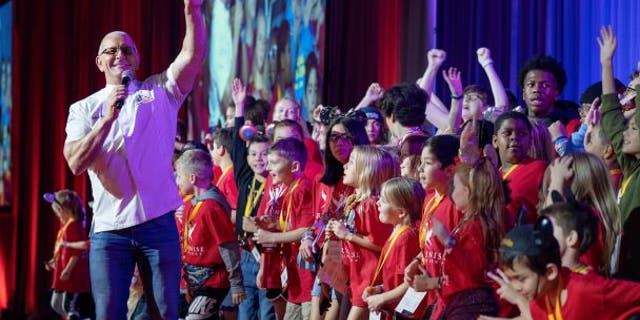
[172, 0, 207, 94]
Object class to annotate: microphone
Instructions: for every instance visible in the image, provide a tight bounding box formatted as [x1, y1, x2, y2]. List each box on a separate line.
[115, 70, 134, 109]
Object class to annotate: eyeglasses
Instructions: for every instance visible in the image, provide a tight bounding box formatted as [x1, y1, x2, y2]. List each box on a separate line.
[100, 46, 136, 56]
[328, 133, 352, 144]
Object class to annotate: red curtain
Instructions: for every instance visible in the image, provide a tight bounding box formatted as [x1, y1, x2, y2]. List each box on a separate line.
[324, 0, 406, 109]
[5, 0, 184, 317]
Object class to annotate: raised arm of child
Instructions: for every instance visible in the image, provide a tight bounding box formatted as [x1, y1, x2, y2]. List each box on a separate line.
[355, 82, 385, 110]
[598, 26, 640, 177]
[418, 49, 451, 131]
[477, 48, 509, 122]
[230, 78, 255, 184]
[543, 156, 574, 207]
[442, 67, 463, 134]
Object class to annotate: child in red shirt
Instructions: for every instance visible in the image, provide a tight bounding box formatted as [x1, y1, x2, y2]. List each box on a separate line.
[417, 158, 504, 319]
[493, 111, 548, 227]
[175, 149, 245, 320]
[486, 219, 640, 320]
[210, 127, 239, 214]
[325, 145, 397, 319]
[44, 190, 93, 319]
[540, 153, 622, 276]
[271, 119, 324, 181]
[251, 137, 315, 320]
[363, 177, 424, 319]
[300, 115, 370, 319]
[404, 135, 461, 319]
[542, 201, 598, 275]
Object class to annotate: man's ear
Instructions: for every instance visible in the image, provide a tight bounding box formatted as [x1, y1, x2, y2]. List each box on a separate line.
[189, 173, 197, 185]
[96, 55, 105, 72]
[544, 263, 560, 282]
[492, 135, 499, 149]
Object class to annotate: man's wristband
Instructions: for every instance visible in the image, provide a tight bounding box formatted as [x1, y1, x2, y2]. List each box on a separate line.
[451, 93, 463, 100]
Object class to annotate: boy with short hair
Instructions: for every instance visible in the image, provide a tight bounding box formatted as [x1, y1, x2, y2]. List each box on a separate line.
[252, 137, 315, 320]
[379, 83, 429, 146]
[541, 202, 598, 274]
[271, 119, 323, 181]
[175, 149, 245, 320]
[211, 127, 239, 215]
[486, 221, 640, 319]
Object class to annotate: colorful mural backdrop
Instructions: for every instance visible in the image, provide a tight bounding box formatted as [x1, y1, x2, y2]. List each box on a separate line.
[207, 0, 325, 128]
[0, 1, 12, 207]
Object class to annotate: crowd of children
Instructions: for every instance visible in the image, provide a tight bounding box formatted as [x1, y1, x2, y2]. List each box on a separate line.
[50, 26, 640, 319]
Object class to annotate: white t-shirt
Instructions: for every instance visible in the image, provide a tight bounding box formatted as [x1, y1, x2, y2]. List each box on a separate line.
[65, 64, 186, 232]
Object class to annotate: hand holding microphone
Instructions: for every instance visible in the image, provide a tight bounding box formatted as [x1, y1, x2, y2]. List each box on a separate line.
[104, 70, 133, 121]
[115, 70, 133, 109]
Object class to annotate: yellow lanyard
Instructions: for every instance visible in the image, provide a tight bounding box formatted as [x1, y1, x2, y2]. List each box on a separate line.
[501, 164, 520, 180]
[370, 225, 410, 286]
[570, 263, 591, 275]
[54, 219, 75, 259]
[183, 201, 205, 251]
[244, 177, 266, 218]
[544, 277, 564, 320]
[618, 170, 636, 201]
[278, 179, 301, 232]
[217, 165, 233, 185]
[419, 194, 444, 249]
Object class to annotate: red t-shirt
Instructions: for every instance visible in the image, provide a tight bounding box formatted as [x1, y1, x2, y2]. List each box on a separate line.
[52, 220, 90, 293]
[579, 208, 606, 275]
[611, 169, 622, 193]
[502, 158, 548, 228]
[304, 160, 324, 182]
[283, 177, 315, 303]
[304, 137, 323, 166]
[422, 195, 462, 273]
[373, 227, 421, 311]
[418, 192, 462, 316]
[182, 196, 237, 289]
[341, 196, 393, 307]
[431, 217, 493, 318]
[258, 177, 315, 303]
[311, 180, 354, 247]
[530, 268, 640, 319]
[216, 165, 239, 210]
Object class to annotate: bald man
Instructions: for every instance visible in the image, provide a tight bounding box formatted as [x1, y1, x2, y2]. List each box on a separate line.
[63, 0, 206, 318]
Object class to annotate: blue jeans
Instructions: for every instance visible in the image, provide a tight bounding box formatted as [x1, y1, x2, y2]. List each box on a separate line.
[90, 212, 181, 320]
[238, 250, 275, 320]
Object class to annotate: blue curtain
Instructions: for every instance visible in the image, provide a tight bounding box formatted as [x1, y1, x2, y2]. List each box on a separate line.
[436, 0, 640, 103]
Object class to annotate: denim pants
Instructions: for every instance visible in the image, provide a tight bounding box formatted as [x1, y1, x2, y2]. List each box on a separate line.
[90, 212, 181, 320]
[238, 249, 275, 320]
